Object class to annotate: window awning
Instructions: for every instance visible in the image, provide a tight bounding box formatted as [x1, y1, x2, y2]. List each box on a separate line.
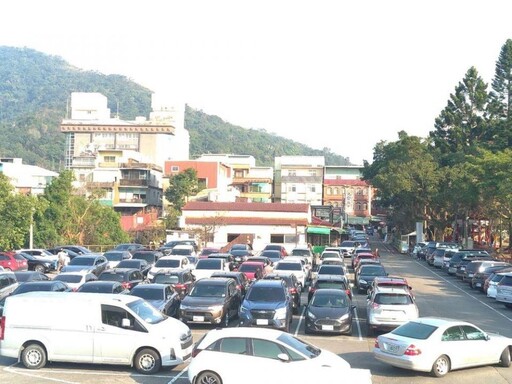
[306, 226, 331, 235]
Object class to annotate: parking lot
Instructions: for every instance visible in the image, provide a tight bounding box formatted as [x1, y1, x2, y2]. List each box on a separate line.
[2, 238, 512, 383]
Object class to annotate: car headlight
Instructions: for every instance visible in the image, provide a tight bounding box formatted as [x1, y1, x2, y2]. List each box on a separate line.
[359, 279, 368, 284]
[209, 305, 224, 312]
[275, 306, 288, 319]
[339, 313, 349, 320]
[307, 310, 316, 320]
[180, 304, 190, 311]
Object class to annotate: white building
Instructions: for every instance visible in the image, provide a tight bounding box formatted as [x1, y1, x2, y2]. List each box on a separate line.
[0, 158, 58, 195]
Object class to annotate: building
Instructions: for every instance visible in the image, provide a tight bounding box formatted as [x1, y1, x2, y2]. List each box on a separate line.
[0, 158, 58, 195]
[274, 156, 324, 204]
[181, 201, 310, 253]
[196, 154, 273, 202]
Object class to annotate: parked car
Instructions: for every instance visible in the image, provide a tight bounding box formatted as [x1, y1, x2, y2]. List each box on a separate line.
[76, 280, 130, 294]
[487, 271, 512, 298]
[246, 256, 274, 273]
[153, 269, 196, 299]
[161, 239, 198, 253]
[272, 260, 307, 290]
[496, 273, 512, 308]
[366, 276, 413, 297]
[263, 272, 301, 314]
[207, 253, 238, 271]
[113, 243, 146, 254]
[262, 244, 288, 257]
[308, 275, 352, 302]
[463, 260, 508, 285]
[374, 317, 512, 377]
[290, 246, 314, 265]
[61, 254, 108, 276]
[55, 245, 93, 255]
[9, 280, 72, 295]
[305, 288, 355, 335]
[211, 271, 250, 298]
[366, 286, 419, 336]
[179, 277, 241, 327]
[97, 268, 145, 291]
[115, 259, 151, 278]
[0, 251, 28, 272]
[198, 247, 221, 259]
[0, 271, 19, 301]
[130, 283, 181, 318]
[187, 327, 372, 384]
[14, 271, 50, 283]
[192, 258, 229, 280]
[46, 247, 81, 261]
[447, 250, 491, 275]
[340, 240, 358, 256]
[315, 264, 349, 287]
[169, 245, 197, 258]
[470, 262, 512, 290]
[238, 260, 265, 282]
[103, 250, 132, 269]
[356, 264, 388, 293]
[16, 252, 56, 273]
[147, 255, 191, 281]
[52, 271, 98, 291]
[258, 250, 283, 264]
[131, 250, 163, 269]
[16, 248, 56, 261]
[238, 279, 293, 332]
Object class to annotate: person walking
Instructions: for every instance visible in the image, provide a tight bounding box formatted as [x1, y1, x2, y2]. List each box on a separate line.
[57, 248, 68, 272]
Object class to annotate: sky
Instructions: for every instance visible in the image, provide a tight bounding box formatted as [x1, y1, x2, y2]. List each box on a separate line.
[2, 0, 512, 165]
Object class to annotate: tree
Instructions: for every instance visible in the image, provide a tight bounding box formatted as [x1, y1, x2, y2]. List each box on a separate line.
[164, 168, 199, 213]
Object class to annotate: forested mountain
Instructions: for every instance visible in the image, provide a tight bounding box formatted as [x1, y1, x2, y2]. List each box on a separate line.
[0, 46, 350, 170]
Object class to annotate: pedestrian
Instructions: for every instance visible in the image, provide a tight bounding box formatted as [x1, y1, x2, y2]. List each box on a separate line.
[57, 248, 68, 272]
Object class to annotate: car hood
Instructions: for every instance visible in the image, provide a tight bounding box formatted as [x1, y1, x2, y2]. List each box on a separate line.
[242, 300, 286, 310]
[307, 305, 351, 318]
[182, 296, 225, 307]
[61, 265, 94, 273]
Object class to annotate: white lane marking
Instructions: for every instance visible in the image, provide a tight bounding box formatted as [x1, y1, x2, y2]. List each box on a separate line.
[168, 367, 188, 383]
[414, 260, 512, 322]
[294, 305, 307, 336]
[350, 284, 363, 341]
[4, 363, 79, 384]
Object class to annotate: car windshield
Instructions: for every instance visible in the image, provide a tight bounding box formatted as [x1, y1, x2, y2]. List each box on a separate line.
[70, 257, 95, 266]
[14, 283, 54, 294]
[118, 261, 141, 268]
[79, 284, 113, 293]
[392, 321, 437, 340]
[360, 266, 386, 276]
[247, 286, 285, 301]
[374, 293, 412, 305]
[104, 252, 124, 261]
[316, 281, 346, 290]
[54, 275, 83, 283]
[171, 248, 193, 256]
[154, 274, 180, 284]
[311, 293, 348, 308]
[133, 254, 156, 263]
[155, 259, 180, 268]
[277, 333, 321, 358]
[196, 259, 221, 269]
[318, 266, 344, 275]
[126, 298, 165, 324]
[239, 264, 260, 272]
[131, 287, 164, 301]
[291, 249, 310, 256]
[99, 273, 124, 282]
[190, 283, 226, 297]
[275, 263, 301, 271]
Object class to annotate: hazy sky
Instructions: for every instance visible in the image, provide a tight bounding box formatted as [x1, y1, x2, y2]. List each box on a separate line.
[2, 0, 512, 164]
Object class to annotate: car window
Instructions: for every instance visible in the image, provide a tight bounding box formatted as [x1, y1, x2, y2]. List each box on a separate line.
[374, 293, 412, 305]
[252, 339, 284, 360]
[442, 326, 465, 341]
[461, 325, 486, 340]
[218, 337, 247, 354]
[392, 321, 437, 339]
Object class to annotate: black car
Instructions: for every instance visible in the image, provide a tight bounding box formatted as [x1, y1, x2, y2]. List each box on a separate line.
[77, 280, 130, 294]
[130, 283, 181, 318]
[54, 245, 93, 255]
[263, 272, 301, 314]
[447, 250, 491, 275]
[97, 268, 145, 291]
[211, 271, 250, 298]
[11, 280, 72, 294]
[308, 275, 351, 302]
[131, 250, 163, 269]
[14, 271, 50, 283]
[46, 247, 81, 260]
[113, 243, 146, 254]
[16, 252, 56, 273]
[153, 269, 196, 299]
[305, 289, 355, 335]
[116, 259, 151, 278]
[355, 264, 388, 293]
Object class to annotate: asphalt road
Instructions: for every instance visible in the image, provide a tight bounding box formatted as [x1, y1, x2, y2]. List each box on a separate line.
[2, 237, 512, 383]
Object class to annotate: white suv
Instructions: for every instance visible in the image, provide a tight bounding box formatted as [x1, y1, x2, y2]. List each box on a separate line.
[272, 260, 307, 291]
[366, 286, 419, 336]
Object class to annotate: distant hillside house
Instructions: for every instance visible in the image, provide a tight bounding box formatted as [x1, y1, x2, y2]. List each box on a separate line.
[181, 201, 310, 252]
[0, 158, 58, 195]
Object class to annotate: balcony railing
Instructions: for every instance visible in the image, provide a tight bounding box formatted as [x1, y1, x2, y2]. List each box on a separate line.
[119, 179, 148, 186]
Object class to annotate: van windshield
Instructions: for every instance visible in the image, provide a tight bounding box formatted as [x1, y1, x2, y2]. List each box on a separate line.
[127, 299, 166, 324]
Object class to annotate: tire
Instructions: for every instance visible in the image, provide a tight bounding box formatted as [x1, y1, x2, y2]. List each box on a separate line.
[500, 347, 511, 367]
[431, 355, 450, 377]
[34, 264, 45, 273]
[21, 343, 47, 370]
[134, 348, 161, 374]
[195, 370, 223, 384]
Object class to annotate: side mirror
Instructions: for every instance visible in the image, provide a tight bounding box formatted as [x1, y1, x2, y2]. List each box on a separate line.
[277, 353, 290, 362]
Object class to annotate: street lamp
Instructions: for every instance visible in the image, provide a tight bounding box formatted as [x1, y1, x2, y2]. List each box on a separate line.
[29, 207, 35, 249]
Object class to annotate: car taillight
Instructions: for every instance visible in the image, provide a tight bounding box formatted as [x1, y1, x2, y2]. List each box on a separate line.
[174, 283, 186, 290]
[371, 302, 380, 309]
[122, 282, 132, 290]
[289, 287, 297, 294]
[0, 316, 5, 340]
[404, 344, 421, 356]
[191, 347, 202, 358]
[374, 338, 379, 348]
[345, 289, 352, 297]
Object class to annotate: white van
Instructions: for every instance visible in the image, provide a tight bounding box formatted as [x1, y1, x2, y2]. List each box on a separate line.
[0, 292, 193, 374]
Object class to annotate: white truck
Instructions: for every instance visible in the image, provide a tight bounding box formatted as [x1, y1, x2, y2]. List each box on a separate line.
[0, 291, 193, 374]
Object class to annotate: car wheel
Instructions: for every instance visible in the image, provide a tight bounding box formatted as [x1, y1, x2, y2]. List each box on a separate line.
[501, 347, 511, 367]
[34, 265, 45, 273]
[134, 348, 161, 374]
[431, 355, 450, 377]
[21, 343, 47, 370]
[195, 370, 223, 384]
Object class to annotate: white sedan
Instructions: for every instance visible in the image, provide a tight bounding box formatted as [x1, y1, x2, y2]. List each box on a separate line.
[188, 327, 372, 384]
[373, 317, 512, 377]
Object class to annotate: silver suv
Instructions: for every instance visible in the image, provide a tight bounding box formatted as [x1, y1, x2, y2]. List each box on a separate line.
[0, 271, 19, 315]
[366, 286, 419, 336]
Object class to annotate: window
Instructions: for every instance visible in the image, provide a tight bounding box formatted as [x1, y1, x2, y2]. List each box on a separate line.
[104, 156, 116, 163]
[288, 185, 297, 192]
[327, 187, 332, 195]
[442, 326, 464, 341]
[333, 187, 339, 195]
[288, 170, 296, 176]
[308, 169, 317, 176]
[171, 166, 179, 172]
[252, 339, 284, 360]
[270, 234, 285, 243]
[356, 189, 363, 195]
[308, 185, 316, 193]
[461, 325, 486, 340]
[218, 337, 247, 354]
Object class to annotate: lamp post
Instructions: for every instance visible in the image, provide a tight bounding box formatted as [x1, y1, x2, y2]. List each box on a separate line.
[29, 207, 35, 249]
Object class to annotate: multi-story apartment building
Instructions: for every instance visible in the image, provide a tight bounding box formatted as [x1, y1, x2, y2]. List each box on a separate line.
[196, 154, 273, 202]
[0, 158, 58, 195]
[274, 156, 324, 205]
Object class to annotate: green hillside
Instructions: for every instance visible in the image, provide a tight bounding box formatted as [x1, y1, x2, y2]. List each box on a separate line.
[0, 46, 350, 169]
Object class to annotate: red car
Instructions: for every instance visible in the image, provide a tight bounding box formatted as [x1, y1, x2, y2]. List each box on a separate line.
[238, 261, 266, 282]
[0, 251, 28, 271]
[262, 244, 288, 257]
[353, 252, 378, 271]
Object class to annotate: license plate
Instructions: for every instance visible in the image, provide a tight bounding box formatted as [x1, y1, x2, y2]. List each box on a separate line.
[476, 283, 481, 287]
[193, 316, 204, 322]
[322, 325, 334, 331]
[256, 319, 269, 325]
[468, 273, 474, 278]
[385, 343, 400, 353]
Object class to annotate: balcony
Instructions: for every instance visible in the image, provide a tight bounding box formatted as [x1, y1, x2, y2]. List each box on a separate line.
[86, 181, 114, 189]
[119, 179, 148, 186]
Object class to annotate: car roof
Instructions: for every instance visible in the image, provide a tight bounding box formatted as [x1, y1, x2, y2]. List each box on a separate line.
[195, 277, 232, 285]
[159, 255, 188, 260]
[411, 316, 471, 328]
[199, 326, 285, 342]
[251, 279, 284, 287]
[374, 286, 410, 294]
[311, 288, 348, 295]
[131, 283, 167, 290]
